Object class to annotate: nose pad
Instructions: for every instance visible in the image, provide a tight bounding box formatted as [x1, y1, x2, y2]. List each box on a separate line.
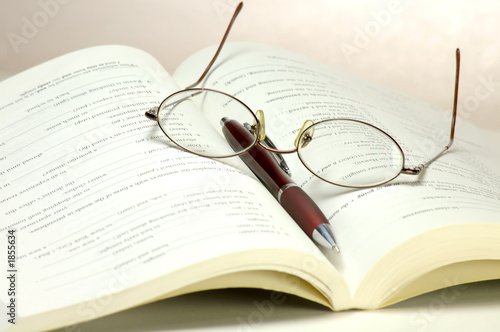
[248, 109, 266, 141]
[294, 120, 315, 148]
[253, 109, 266, 141]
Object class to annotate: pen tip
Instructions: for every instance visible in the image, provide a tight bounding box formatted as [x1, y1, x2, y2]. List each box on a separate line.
[313, 224, 340, 253]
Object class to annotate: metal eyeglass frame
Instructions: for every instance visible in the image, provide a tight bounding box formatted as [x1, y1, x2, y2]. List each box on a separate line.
[145, 2, 461, 188]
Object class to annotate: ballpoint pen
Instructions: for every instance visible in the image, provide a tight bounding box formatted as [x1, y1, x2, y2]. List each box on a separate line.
[221, 117, 340, 252]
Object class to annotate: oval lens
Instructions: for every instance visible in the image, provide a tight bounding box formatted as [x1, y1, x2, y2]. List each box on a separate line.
[156, 89, 258, 158]
[297, 119, 404, 187]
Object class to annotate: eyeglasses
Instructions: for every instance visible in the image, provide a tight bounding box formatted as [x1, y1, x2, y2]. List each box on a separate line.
[145, 2, 461, 189]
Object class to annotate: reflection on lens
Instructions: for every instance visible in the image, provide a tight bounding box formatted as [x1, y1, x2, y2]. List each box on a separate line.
[156, 89, 258, 158]
[297, 119, 404, 187]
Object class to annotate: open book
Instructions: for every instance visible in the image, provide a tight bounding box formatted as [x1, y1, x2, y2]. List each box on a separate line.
[1, 41, 500, 332]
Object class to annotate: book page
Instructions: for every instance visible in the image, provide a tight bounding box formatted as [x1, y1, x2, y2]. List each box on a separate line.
[0, 45, 332, 324]
[173, 42, 500, 300]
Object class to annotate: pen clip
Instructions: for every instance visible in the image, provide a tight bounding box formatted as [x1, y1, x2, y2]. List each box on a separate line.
[243, 123, 291, 176]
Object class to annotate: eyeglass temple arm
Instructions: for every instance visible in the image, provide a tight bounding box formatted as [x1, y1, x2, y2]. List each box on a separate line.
[144, 3, 242, 120]
[401, 48, 461, 175]
[184, 2, 243, 89]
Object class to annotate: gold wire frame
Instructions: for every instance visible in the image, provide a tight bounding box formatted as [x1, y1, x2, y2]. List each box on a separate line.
[145, 1, 462, 188]
[154, 88, 261, 159]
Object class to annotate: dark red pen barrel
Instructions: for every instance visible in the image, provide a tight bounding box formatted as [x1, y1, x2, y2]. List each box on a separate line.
[222, 119, 292, 197]
[221, 118, 256, 152]
[279, 186, 328, 235]
[222, 118, 329, 239]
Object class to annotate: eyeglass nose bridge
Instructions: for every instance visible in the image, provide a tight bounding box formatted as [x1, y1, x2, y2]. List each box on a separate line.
[252, 109, 316, 153]
[254, 109, 315, 150]
[251, 113, 316, 176]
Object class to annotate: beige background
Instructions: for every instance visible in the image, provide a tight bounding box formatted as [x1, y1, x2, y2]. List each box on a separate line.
[1, 0, 499, 130]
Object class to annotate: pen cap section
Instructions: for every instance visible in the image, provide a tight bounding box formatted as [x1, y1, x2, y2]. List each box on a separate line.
[156, 89, 258, 158]
[222, 118, 293, 197]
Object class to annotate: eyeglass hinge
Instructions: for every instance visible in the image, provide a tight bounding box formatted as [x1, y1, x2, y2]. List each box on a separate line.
[401, 164, 424, 175]
[145, 107, 159, 120]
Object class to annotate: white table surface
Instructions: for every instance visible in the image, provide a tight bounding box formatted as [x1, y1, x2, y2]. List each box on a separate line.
[51, 280, 500, 332]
